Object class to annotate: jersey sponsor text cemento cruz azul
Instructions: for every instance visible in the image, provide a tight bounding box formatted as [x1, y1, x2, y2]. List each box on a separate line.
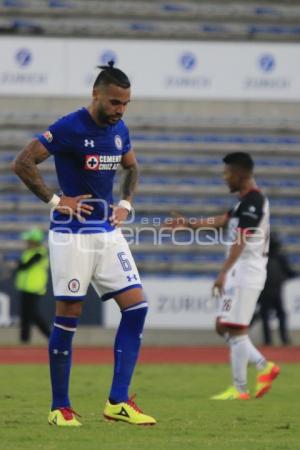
[36, 107, 131, 233]
[85, 154, 122, 171]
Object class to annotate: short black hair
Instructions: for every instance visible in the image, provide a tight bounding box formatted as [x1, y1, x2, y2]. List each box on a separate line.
[93, 60, 130, 89]
[223, 152, 254, 172]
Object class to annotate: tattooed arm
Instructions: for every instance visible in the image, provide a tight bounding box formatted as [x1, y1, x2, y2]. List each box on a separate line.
[12, 139, 93, 220]
[109, 149, 139, 226]
[12, 139, 53, 202]
[120, 149, 139, 202]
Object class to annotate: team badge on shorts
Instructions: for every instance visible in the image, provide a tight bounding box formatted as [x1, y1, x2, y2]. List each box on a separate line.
[43, 131, 53, 143]
[68, 278, 80, 293]
[114, 135, 123, 151]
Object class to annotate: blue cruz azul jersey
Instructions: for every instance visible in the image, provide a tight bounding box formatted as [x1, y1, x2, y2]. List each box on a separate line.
[37, 108, 131, 233]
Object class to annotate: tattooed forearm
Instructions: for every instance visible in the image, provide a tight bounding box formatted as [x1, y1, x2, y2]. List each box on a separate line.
[12, 140, 53, 203]
[120, 164, 139, 201]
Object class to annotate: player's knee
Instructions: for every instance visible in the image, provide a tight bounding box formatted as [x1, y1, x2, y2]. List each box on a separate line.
[128, 301, 148, 319]
[56, 300, 83, 318]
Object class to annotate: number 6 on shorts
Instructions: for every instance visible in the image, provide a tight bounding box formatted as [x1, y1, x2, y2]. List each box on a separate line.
[117, 251, 132, 272]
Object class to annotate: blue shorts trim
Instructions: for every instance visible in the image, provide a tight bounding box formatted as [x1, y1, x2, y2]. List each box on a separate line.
[101, 284, 143, 301]
[54, 296, 85, 302]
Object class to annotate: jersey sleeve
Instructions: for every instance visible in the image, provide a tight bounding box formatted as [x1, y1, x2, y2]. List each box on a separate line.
[237, 193, 264, 231]
[36, 117, 73, 155]
[122, 124, 131, 155]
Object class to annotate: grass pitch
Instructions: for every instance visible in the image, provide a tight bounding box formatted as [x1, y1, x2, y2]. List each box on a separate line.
[1, 363, 299, 450]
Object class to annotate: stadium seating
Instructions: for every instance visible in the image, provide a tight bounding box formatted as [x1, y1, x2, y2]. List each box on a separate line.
[0, 111, 299, 276]
[0, 0, 300, 40]
[0, 0, 299, 275]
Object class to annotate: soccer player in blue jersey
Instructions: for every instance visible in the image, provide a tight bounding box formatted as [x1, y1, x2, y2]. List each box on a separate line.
[12, 62, 156, 426]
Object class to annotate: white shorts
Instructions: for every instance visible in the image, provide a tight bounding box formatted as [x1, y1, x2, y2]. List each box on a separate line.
[48, 228, 141, 301]
[217, 282, 261, 328]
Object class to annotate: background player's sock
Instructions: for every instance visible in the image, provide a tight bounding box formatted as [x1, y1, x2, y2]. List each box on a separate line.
[109, 301, 148, 404]
[48, 316, 78, 410]
[244, 335, 267, 370]
[229, 335, 249, 392]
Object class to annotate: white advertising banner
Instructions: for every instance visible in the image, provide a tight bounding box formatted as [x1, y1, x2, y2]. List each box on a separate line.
[0, 37, 66, 95]
[104, 277, 219, 330]
[103, 277, 300, 330]
[0, 37, 300, 100]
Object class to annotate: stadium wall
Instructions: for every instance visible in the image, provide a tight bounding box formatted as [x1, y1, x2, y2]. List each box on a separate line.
[1, 36, 300, 345]
[1, 37, 300, 100]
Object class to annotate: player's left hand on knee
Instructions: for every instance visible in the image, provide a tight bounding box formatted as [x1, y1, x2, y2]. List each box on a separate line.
[109, 204, 129, 226]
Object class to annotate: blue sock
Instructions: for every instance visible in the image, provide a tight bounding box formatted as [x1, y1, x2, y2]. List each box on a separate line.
[48, 316, 78, 410]
[109, 301, 148, 404]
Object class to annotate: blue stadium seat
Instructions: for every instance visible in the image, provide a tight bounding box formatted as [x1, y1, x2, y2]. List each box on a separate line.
[132, 132, 300, 145]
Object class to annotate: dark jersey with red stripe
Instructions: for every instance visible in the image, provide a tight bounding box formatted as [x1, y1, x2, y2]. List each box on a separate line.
[226, 189, 270, 288]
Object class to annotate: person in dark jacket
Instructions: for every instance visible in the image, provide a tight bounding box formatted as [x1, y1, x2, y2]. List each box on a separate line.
[258, 232, 296, 345]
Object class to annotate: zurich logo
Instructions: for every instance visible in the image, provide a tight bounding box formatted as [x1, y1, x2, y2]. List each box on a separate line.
[15, 48, 32, 67]
[258, 54, 275, 73]
[179, 52, 197, 71]
[100, 50, 118, 66]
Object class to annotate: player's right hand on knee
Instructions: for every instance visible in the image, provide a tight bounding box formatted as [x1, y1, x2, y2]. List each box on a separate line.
[56, 194, 94, 221]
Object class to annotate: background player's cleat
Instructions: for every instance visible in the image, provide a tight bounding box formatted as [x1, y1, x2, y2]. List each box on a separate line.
[48, 407, 82, 426]
[255, 361, 280, 399]
[211, 386, 250, 400]
[103, 395, 156, 425]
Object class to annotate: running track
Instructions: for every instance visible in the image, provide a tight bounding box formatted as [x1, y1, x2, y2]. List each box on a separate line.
[0, 346, 299, 364]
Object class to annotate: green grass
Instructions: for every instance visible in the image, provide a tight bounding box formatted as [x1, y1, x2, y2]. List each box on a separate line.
[0, 363, 299, 450]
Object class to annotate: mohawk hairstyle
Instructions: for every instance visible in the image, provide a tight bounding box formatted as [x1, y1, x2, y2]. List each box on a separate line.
[93, 60, 130, 89]
[223, 152, 254, 172]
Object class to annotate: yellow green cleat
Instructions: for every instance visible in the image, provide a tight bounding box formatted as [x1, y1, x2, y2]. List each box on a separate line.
[211, 385, 250, 400]
[255, 361, 280, 399]
[48, 407, 82, 427]
[103, 395, 156, 425]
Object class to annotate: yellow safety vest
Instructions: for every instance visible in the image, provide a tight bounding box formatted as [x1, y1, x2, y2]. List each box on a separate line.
[15, 246, 49, 295]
